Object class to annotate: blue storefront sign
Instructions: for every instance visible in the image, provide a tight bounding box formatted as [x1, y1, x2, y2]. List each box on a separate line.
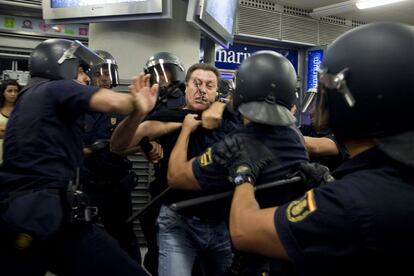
[215, 43, 298, 73]
[306, 49, 324, 90]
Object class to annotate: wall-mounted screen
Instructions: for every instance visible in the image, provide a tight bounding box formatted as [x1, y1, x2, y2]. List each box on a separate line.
[187, 0, 239, 48]
[43, 0, 172, 24]
[200, 0, 238, 43]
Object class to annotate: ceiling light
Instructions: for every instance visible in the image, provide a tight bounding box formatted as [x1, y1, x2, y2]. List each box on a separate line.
[356, 0, 407, 9]
[310, 0, 357, 18]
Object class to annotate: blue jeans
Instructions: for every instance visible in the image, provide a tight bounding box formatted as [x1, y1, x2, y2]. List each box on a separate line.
[157, 205, 233, 276]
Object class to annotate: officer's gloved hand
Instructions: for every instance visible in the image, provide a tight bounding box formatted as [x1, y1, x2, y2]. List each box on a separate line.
[298, 162, 335, 188]
[212, 136, 273, 186]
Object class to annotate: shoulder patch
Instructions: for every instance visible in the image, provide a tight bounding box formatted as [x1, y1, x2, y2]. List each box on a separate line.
[199, 147, 213, 166]
[286, 189, 317, 222]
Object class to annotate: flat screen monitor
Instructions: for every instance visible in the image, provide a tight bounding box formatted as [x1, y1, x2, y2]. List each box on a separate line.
[187, 0, 239, 48]
[42, 0, 172, 24]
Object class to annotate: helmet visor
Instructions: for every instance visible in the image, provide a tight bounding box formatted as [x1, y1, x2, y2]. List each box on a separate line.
[91, 63, 119, 88]
[300, 88, 318, 113]
[58, 40, 105, 69]
[145, 63, 184, 87]
[314, 67, 357, 131]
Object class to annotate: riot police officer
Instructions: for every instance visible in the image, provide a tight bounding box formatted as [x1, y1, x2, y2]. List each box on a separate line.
[144, 51, 186, 113]
[0, 38, 154, 275]
[81, 50, 141, 264]
[218, 22, 414, 275]
[134, 51, 187, 275]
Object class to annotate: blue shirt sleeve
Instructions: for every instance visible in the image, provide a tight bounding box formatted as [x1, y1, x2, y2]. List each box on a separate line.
[274, 179, 365, 263]
[52, 80, 99, 114]
[191, 147, 233, 192]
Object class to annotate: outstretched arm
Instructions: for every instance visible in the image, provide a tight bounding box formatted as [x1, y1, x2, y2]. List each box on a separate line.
[303, 136, 339, 156]
[167, 114, 202, 190]
[110, 73, 181, 154]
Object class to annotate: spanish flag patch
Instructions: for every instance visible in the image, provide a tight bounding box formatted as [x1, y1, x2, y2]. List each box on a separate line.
[286, 189, 317, 222]
[199, 147, 213, 166]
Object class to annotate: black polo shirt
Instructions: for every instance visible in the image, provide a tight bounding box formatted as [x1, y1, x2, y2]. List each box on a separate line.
[275, 146, 414, 275]
[146, 108, 242, 220]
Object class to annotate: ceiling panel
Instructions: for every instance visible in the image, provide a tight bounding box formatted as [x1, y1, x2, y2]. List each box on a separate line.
[268, 0, 414, 25]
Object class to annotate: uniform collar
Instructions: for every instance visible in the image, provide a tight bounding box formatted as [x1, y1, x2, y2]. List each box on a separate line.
[332, 146, 390, 178]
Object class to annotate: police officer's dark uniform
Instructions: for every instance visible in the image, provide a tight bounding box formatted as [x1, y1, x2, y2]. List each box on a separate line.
[0, 39, 148, 276]
[81, 50, 141, 264]
[192, 51, 310, 275]
[272, 23, 414, 275]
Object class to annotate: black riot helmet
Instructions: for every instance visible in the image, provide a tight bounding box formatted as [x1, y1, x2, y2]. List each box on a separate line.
[30, 39, 104, 80]
[233, 50, 297, 126]
[314, 22, 414, 167]
[144, 52, 185, 87]
[90, 50, 120, 88]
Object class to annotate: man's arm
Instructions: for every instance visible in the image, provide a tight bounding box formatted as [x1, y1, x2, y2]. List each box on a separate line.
[111, 118, 182, 154]
[109, 73, 182, 154]
[89, 88, 136, 115]
[201, 101, 226, 129]
[303, 136, 339, 156]
[230, 183, 290, 260]
[167, 114, 201, 190]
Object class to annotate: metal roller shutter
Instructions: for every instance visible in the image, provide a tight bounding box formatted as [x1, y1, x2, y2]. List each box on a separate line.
[128, 153, 153, 246]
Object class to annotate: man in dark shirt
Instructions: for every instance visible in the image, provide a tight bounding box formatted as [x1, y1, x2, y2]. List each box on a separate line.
[111, 63, 240, 276]
[0, 39, 155, 275]
[220, 22, 414, 276]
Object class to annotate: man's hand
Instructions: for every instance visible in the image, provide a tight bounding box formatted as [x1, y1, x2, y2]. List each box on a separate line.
[182, 114, 201, 134]
[201, 101, 226, 130]
[212, 136, 273, 185]
[147, 141, 164, 164]
[129, 72, 158, 115]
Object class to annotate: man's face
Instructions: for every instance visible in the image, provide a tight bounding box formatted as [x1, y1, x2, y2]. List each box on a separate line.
[76, 66, 90, 85]
[185, 69, 218, 112]
[93, 66, 111, 89]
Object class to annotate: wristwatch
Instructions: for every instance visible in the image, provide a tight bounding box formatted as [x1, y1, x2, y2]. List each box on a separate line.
[233, 174, 255, 186]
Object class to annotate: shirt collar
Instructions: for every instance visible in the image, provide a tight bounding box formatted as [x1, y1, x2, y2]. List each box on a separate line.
[333, 146, 388, 178]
